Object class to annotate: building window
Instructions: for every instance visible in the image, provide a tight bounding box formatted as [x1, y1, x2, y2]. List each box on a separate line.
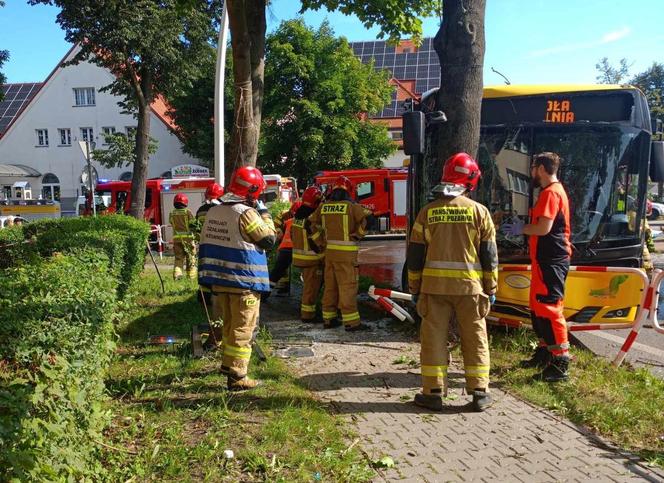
[390, 130, 403, 141]
[102, 126, 116, 144]
[36, 129, 49, 146]
[80, 127, 94, 144]
[58, 128, 71, 146]
[41, 173, 61, 201]
[2, 185, 11, 200]
[73, 87, 95, 106]
[125, 126, 137, 139]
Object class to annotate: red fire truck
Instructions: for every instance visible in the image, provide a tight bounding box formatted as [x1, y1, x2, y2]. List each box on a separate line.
[95, 177, 216, 241]
[314, 168, 408, 233]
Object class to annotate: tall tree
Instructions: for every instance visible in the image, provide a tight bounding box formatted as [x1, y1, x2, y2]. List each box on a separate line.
[631, 62, 664, 118]
[29, 0, 221, 219]
[261, 19, 395, 184]
[226, 0, 439, 172]
[0, 1, 7, 101]
[595, 57, 631, 84]
[432, 0, 486, 174]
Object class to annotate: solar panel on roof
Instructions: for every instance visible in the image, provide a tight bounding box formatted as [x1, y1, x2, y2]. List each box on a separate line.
[0, 82, 43, 137]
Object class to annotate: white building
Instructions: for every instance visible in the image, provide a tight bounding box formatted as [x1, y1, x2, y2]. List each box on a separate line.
[0, 44, 200, 212]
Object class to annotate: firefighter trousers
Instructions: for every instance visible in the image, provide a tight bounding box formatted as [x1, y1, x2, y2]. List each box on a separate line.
[270, 249, 293, 290]
[211, 289, 260, 378]
[417, 293, 491, 394]
[173, 238, 196, 278]
[300, 264, 323, 320]
[322, 258, 360, 327]
[530, 261, 570, 357]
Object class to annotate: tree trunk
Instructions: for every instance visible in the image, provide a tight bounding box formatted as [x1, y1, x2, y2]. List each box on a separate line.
[432, 0, 486, 176]
[227, 0, 263, 173]
[247, 0, 266, 131]
[129, 72, 153, 220]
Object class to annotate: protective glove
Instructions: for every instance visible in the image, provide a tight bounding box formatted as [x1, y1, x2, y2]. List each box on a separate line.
[489, 294, 496, 305]
[501, 219, 525, 236]
[255, 200, 269, 215]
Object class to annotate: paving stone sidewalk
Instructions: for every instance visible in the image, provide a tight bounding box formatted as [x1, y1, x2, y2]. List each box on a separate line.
[262, 296, 664, 482]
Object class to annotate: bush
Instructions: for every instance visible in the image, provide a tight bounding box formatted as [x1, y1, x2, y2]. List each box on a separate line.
[0, 225, 37, 268]
[0, 251, 117, 481]
[23, 215, 150, 297]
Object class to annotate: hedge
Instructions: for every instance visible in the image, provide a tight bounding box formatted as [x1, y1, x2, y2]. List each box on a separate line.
[22, 215, 150, 298]
[0, 224, 37, 269]
[0, 251, 117, 481]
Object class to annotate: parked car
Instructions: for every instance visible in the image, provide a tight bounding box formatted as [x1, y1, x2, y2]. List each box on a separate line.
[649, 201, 664, 220]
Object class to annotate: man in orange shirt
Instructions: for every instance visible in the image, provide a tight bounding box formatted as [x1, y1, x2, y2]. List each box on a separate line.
[503, 152, 572, 382]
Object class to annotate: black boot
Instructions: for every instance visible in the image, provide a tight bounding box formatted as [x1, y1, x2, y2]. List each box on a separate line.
[520, 346, 551, 369]
[323, 318, 342, 329]
[414, 393, 443, 411]
[537, 356, 569, 383]
[471, 389, 493, 412]
[345, 323, 371, 332]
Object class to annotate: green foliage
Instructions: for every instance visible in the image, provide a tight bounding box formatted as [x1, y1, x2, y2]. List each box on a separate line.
[93, 132, 158, 169]
[595, 57, 631, 84]
[167, 44, 234, 168]
[300, 0, 440, 45]
[260, 19, 396, 184]
[0, 224, 37, 268]
[0, 251, 117, 481]
[23, 215, 150, 298]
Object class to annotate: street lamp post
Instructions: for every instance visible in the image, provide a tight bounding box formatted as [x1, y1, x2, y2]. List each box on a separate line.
[214, 1, 229, 187]
[85, 140, 96, 216]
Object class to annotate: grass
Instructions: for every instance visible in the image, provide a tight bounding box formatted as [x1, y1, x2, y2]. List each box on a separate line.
[486, 326, 664, 468]
[101, 269, 373, 481]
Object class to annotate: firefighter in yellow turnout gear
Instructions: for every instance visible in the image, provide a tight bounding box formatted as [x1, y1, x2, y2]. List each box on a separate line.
[291, 186, 324, 322]
[407, 153, 498, 412]
[309, 176, 370, 330]
[198, 167, 276, 391]
[170, 193, 196, 280]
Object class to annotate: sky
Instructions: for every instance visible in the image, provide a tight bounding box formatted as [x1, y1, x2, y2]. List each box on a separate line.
[0, 0, 662, 85]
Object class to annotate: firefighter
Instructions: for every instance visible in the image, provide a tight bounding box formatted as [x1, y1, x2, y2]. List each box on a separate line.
[170, 193, 196, 280]
[196, 183, 224, 224]
[291, 186, 324, 322]
[267, 200, 300, 297]
[503, 152, 572, 382]
[198, 166, 276, 391]
[407, 153, 498, 412]
[308, 176, 370, 330]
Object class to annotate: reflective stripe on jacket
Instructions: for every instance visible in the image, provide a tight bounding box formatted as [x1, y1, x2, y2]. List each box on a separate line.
[407, 195, 498, 296]
[170, 208, 194, 239]
[308, 200, 369, 262]
[198, 203, 270, 292]
[291, 217, 323, 267]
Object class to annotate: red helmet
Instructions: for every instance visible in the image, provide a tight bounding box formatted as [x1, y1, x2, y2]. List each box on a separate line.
[205, 183, 224, 200]
[441, 152, 481, 191]
[332, 176, 355, 196]
[228, 166, 266, 200]
[289, 200, 303, 215]
[301, 185, 322, 208]
[174, 193, 189, 206]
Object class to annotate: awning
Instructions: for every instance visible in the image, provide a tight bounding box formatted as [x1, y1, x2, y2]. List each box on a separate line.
[0, 164, 41, 177]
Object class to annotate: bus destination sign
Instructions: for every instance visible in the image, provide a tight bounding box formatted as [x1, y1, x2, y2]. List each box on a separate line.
[544, 99, 574, 123]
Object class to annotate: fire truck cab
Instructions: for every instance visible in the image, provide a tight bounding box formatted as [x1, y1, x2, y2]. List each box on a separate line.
[96, 177, 216, 242]
[315, 168, 408, 233]
[262, 174, 298, 205]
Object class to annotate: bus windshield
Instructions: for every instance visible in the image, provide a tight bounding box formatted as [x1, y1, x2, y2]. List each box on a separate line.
[475, 124, 648, 262]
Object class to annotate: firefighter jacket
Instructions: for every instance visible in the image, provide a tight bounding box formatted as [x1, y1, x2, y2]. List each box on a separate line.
[196, 200, 221, 224]
[170, 208, 194, 239]
[308, 200, 370, 262]
[278, 217, 294, 250]
[407, 194, 498, 296]
[274, 208, 293, 240]
[291, 216, 324, 267]
[198, 202, 276, 293]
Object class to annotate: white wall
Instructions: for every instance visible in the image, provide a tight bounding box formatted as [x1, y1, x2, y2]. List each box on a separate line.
[383, 148, 409, 168]
[0, 46, 199, 210]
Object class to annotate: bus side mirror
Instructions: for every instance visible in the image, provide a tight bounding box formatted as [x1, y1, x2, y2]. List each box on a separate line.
[403, 111, 425, 155]
[650, 141, 664, 182]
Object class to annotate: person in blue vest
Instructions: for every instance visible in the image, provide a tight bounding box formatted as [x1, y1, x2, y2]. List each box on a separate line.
[198, 166, 276, 391]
